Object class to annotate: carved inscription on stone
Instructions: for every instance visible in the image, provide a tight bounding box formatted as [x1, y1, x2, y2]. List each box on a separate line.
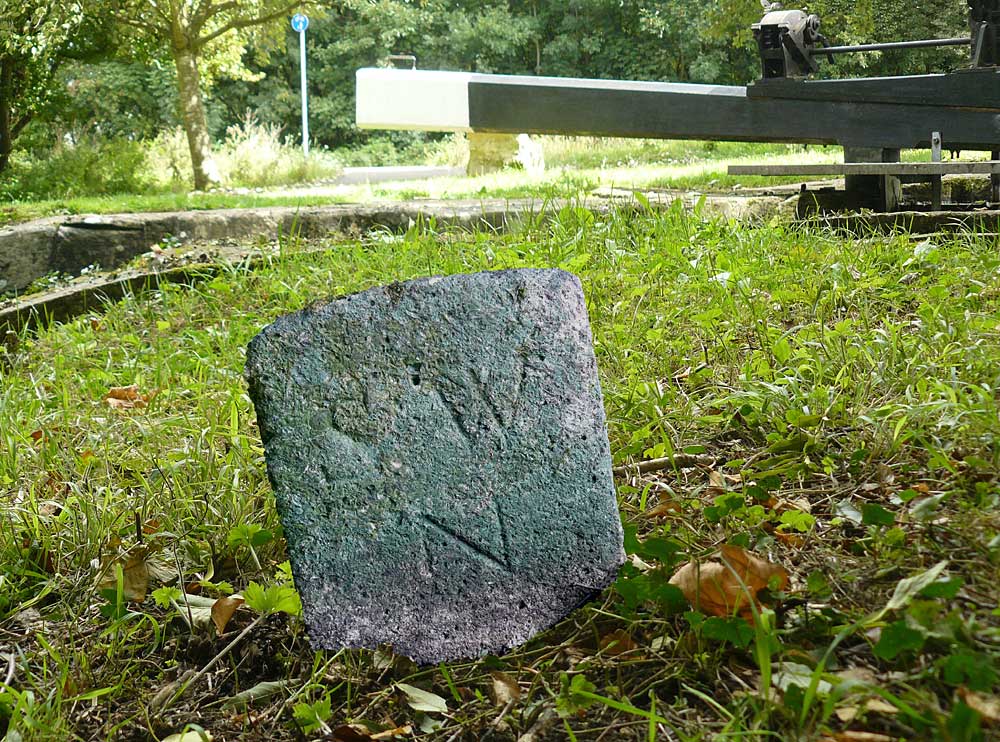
[246, 269, 624, 663]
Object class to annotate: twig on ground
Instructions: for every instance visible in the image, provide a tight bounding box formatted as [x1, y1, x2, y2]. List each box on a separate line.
[612, 453, 717, 477]
[163, 613, 266, 712]
[492, 697, 517, 727]
[2, 651, 14, 687]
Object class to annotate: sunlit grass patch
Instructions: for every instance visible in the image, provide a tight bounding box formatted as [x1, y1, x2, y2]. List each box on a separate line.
[1, 206, 998, 740]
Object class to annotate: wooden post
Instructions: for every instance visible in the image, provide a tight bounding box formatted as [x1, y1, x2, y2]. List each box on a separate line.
[844, 146, 901, 211]
[992, 150, 999, 204]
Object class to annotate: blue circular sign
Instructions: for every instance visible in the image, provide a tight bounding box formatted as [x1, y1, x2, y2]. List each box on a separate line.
[291, 13, 309, 32]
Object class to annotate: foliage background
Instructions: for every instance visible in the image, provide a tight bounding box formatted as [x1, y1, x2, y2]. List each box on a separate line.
[0, 0, 973, 197]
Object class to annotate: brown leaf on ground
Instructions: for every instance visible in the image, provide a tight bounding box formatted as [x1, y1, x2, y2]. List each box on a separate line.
[818, 733, 895, 742]
[774, 531, 805, 548]
[331, 726, 373, 742]
[371, 727, 411, 740]
[211, 595, 244, 636]
[105, 385, 156, 410]
[599, 629, 639, 656]
[835, 697, 899, 722]
[772, 497, 812, 515]
[642, 500, 682, 518]
[669, 545, 789, 618]
[703, 469, 728, 498]
[491, 671, 521, 706]
[97, 546, 172, 602]
[708, 470, 727, 489]
[959, 688, 1000, 725]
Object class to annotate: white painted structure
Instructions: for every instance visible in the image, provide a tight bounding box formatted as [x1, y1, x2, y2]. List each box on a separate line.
[356, 69, 473, 132]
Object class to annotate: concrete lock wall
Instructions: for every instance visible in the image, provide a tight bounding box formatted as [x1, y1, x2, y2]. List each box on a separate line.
[0, 203, 532, 297]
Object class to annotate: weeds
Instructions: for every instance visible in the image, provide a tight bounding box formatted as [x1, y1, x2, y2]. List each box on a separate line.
[146, 115, 343, 190]
[0, 206, 998, 739]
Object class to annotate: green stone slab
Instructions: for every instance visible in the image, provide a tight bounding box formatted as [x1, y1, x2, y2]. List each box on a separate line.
[245, 269, 624, 662]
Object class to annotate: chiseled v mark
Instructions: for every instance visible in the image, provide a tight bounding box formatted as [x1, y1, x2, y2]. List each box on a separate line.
[420, 502, 513, 574]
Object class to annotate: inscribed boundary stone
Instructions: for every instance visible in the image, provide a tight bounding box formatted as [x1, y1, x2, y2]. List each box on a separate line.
[245, 268, 624, 662]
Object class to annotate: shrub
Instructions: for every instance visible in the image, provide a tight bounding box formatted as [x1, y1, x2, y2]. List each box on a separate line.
[336, 133, 465, 168]
[215, 113, 341, 188]
[0, 138, 153, 201]
[145, 127, 193, 189]
[144, 115, 345, 191]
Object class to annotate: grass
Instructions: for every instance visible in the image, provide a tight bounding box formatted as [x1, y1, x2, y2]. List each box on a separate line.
[1, 204, 999, 740]
[0, 140, 838, 228]
[0, 191, 356, 228]
[2, 136, 979, 228]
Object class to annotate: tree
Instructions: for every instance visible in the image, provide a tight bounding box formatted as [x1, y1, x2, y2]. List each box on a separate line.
[709, 0, 967, 80]
[0, 1, 103, 173]
[110, 1, 308, 189]
[214, 0, 742, 151]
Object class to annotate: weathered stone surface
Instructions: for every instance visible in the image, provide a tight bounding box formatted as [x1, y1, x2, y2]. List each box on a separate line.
[245, 269, 624, 663]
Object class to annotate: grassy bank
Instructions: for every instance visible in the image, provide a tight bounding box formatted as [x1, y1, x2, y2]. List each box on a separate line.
[1, 205, 998, 740]
[1, 138, 824, 227]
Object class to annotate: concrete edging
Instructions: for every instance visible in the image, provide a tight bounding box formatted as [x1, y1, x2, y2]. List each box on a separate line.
[0, 199, 546, 297]
[0, 199, 567, 336]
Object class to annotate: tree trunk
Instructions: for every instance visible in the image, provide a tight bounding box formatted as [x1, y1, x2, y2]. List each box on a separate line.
[173, 47, 220, 190]
[0, 60, 15, 175]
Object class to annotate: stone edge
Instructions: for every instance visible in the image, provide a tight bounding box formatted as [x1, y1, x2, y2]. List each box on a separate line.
[0, 199, 552, 336]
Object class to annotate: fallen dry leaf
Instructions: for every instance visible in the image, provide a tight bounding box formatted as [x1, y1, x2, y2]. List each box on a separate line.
[959, 688, 1000, 725]
[98, 548, 154, 602]
[211, 595, 244, 635]
[97, 546, 173, 602]
[599, 629, 639, 656]
[772, 497, 812, 515]
[39, 499, 62, 518]
[105, 385, 156, 410]
[835, 697, 900, 722]
[629, 553, 654, 572]
[702, 469, 728, 498]
[331, 726, 373, 742]
[818, 733, 895, 742]
[774, 531, 805, 548]
[835, 668, 880, 685]
[669, 545, 789, 618]
[642, 500, 682, 518]
[371, 726, 412, 740]
[491, 671, 521, 706]
[162, 730, 212, 742]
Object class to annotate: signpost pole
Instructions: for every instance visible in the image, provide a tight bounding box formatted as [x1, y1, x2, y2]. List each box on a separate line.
[291, 14, 310, 156]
